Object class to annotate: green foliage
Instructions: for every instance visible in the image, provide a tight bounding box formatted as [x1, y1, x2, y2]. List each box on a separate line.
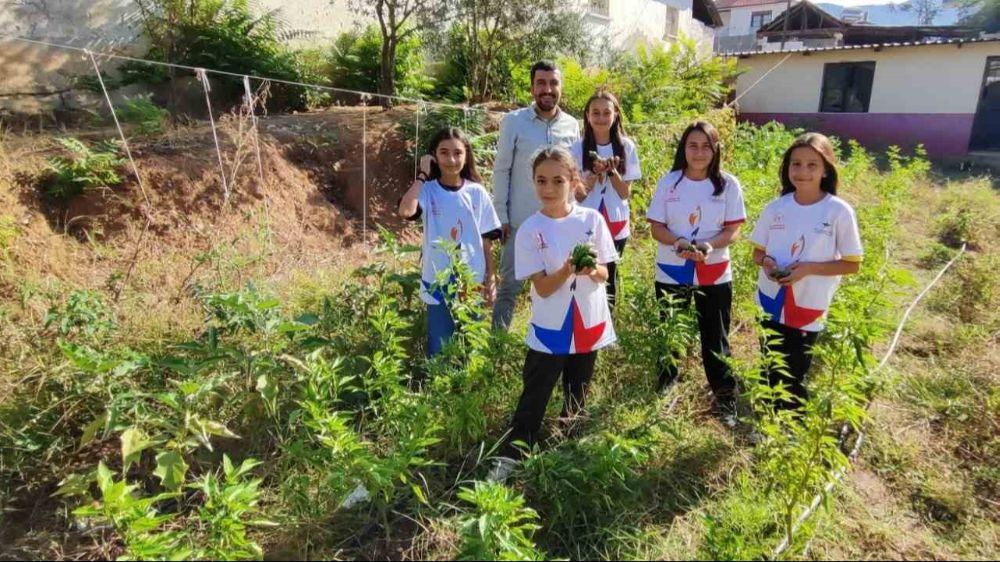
[44, 289, 116, 339]
[959, 0, 1000, 32]
[4, 108, 964, 561]
[115, 99, 170, 136]
[66, 456, 269, 560]
[428, 0, 588, 103]
[123, 0, 309, 111]
[457, 481, 546, 561]
[43, 138, 125, 204]
[330, 25, 434, 99]
[554, 39, 738, 122]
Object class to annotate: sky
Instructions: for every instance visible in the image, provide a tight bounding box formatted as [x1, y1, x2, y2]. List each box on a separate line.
[820, 0, 901, 6]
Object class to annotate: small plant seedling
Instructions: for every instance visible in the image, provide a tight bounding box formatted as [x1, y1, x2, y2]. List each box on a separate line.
[773, 269, 791, 280]
[571, 245, 597, 271]
[588, 151, 612, 170]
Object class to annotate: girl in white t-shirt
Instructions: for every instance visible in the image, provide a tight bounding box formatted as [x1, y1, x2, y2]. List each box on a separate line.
[398, 127, 503, 357]
[749, 133, 863, 411]
[570, 90, 642, 313]
[489, 146, 618, 481]
[646, 121, 747, 423]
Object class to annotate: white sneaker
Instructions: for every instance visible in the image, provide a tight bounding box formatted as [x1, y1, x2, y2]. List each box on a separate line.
[486, 457, 518, 483]
[341, 482, 371, 509]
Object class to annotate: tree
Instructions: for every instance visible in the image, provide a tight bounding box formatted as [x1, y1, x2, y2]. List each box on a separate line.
[900, 0, 942, 25]
[437, 0, 588, 103]
[959, 0, 1000, 32]
[348, 0, 448, 107]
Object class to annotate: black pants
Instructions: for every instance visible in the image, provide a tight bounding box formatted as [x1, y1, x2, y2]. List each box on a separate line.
[760, 320, 820, 411]
[503, 349, 598, 458]
[655, 282, 736, 404]
[606, 238, 628, 313]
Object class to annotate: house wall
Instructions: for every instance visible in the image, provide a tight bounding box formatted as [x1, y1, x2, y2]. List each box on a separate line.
[585, 0, 716, 54]
[715, 1, 796, 53]
[726, 1, 796, 35]
[733, 42, 1000, 156]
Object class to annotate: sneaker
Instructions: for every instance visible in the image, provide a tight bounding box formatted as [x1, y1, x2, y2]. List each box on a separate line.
[486, 457, 518, 483]
[711, 399, 738, 429]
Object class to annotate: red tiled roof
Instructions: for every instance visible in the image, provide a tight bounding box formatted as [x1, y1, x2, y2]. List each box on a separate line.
[716, 0, 795, 11]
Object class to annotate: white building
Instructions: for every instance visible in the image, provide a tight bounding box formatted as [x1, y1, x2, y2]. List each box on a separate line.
[730, 38, 1000, 157]
[714, 0, 800, 52]
[582, 0, 724, 54]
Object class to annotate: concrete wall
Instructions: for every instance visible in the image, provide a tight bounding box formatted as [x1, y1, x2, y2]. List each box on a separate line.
[733, 42, 1000, 156]
[0, 0, 143, 113]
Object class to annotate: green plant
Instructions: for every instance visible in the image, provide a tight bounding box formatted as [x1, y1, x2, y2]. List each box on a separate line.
[188, 455, 271, 560]
[43, 138, 125, 204]
[571, 244, 597, 270]
[116, 99, 170, 136]
[44, 289, 115, 339]
[457, 481, 546, 561]
[123, 0, 309, 111]
[68, 463, 188, 559]
[330, 25, 434, 100]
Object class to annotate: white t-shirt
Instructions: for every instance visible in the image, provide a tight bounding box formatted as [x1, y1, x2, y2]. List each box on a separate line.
[570, 138, 642, 241]
[515, 205, 619, 355]
[749, 193, 864, 332]
[416, 180, 502, 305]
[646, 170, 747, 286]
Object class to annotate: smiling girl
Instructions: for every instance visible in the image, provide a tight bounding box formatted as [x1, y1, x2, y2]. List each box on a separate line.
[398, 127, 502, 357]
[489, 146, 618, 481]
[646, 122, 747, 424]
[749, 133, 863, 411]
[570, 90, 641, 312]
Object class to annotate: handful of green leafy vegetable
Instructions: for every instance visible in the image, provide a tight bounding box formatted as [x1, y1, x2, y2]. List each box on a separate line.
[571, 244, 598, 271]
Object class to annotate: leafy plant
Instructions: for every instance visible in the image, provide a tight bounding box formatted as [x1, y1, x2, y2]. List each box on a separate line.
[116, 99, 170, 136]
[457, 481, 546, 561]
[43, 138, 125, 204]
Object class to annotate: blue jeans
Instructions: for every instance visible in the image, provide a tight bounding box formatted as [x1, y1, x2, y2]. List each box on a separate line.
[427, 303, 456, 357]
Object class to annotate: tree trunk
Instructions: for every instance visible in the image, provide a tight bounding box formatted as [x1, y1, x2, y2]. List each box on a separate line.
[380, 37, 396, 109]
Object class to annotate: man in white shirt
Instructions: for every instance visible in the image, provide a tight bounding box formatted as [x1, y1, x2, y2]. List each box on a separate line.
[492, 60, 581, 330]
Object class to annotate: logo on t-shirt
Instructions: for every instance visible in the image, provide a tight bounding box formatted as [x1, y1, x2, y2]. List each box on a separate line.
[814, 221, 834, 236]
[450, 219, 465, 241]
[430, 197, 441, 217]
[790, 234, 806, 261]
[689, 206, 703, 238]
[771, 212, 786, 231]
[536, 232, 549, 250]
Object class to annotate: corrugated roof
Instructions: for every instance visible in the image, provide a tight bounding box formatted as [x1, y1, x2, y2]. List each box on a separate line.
[715, 0, 792, 10]
[722, 36, 1000, 57]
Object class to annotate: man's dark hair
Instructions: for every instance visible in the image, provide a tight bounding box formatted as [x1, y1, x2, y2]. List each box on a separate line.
[530, 60, 560, 83]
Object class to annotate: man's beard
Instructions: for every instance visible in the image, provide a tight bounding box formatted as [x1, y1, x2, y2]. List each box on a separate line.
[536, 94, 557, 111]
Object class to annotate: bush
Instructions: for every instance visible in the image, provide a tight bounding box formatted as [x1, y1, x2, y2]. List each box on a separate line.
[43, 138, 125, 204]
[552, 39, 738, 122]
[115, 99, 170, 136]
[329, 26, 434, 100]
[121, 0, 310, 112]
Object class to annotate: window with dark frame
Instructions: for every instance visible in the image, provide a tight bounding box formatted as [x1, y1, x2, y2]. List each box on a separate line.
[819, 62, 876, 113]
[750, 11, 773, 29]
